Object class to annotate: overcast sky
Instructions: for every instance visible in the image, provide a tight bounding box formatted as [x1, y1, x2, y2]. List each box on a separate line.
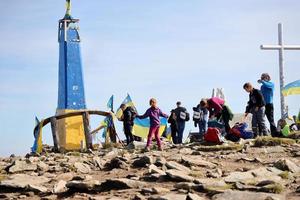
[0, 0, 299, 156]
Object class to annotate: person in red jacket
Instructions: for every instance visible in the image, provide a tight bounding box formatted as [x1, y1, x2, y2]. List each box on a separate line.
[201, 97, 233, 133]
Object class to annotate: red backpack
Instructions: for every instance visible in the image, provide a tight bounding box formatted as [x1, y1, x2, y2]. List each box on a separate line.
[204, 127, 223, 144]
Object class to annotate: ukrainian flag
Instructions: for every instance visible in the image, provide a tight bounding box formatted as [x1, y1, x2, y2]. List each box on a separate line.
[31, 117, 44, 154]
[116, 94, 136, 119]
[133, 117, 168, 139]
[282, 80, 300, 96]
[116, 94, 168, 139]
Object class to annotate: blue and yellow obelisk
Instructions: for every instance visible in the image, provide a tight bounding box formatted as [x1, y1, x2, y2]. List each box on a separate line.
[56, 0, 86, 150]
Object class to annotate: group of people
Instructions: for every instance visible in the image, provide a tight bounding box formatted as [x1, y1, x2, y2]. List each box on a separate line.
[117, 72, 297, 151]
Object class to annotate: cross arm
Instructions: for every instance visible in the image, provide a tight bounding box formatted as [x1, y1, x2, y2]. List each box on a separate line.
[260, 45, 300, 50]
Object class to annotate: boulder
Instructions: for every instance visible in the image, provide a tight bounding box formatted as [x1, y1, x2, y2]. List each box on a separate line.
[104, 157, 128, 170]
[149, 193, 187, 200]
[100, 178, 146, 191]
[74, 162, 91, 174]
[182, 156, 216, 169]
[53, 180, 67, 194]
[166, 169, 194, 182]
[149, 164, 166, 175]
[0, 174, 49, 193]
[274, 159, 300, 173]
[212, 190, 285, 200]
[66, 180, 101, 191]
[8, 160, 37, 173]
[132, 155, 153, 168]
[187, 193, 205, 200]
[166, 161, 191, 173]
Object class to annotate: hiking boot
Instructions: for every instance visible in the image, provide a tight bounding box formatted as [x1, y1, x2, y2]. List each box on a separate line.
[158, 146, 163, 151]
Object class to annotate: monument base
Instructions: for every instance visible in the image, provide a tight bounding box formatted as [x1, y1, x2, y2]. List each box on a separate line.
[56, 109, 86, 150]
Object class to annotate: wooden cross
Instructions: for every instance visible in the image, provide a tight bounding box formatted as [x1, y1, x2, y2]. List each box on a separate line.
[260, 23, 300, 118]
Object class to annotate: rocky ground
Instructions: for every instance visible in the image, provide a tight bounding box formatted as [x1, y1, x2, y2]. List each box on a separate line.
[1, 136, 300, 200]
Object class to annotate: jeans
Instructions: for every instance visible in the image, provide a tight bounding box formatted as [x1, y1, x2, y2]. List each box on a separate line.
[198, 120, 207, 138]
[252, 106, 268, 136]
[146, 126, 161, 148]
[124, 124, 134, 145]
[265, 103, 277, 136]
[177, 121, 185, 144]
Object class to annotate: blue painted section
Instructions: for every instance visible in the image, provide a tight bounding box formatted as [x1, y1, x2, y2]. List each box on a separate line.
[57, 18, 86, 109]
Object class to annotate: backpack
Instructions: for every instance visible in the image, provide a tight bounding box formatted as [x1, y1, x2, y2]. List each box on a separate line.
[204, 127, 223, 144]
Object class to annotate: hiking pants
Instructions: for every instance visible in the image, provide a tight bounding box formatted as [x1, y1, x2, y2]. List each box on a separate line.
[171, 127, 178, 144]
[198, 120, 207, 138]
[146, 126, 161, 148]
[265, 103, 277, 136]
[177, 121, 185, 144]
[252, 107, 268, 136]
[124, 124, 134, 145]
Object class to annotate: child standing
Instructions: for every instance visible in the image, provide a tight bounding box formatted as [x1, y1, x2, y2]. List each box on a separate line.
[243, 82, 268, 137]
[137, 98, 168, 151]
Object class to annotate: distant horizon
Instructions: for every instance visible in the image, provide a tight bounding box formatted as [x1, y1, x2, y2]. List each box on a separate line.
[0, 0, 299, 157]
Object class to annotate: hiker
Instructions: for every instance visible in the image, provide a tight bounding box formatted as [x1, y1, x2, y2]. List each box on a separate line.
[173, 101, 190, 144]
[137, 98, 168, 151]
[119, 104, 137, 145]
[192, 100, 209, 140]
[201, 97, 233, 134]
[258, 73, 277, 136]
[276, 119, 291, 137]
[168, 109, 178, 144]
[243, 82, 268, 137]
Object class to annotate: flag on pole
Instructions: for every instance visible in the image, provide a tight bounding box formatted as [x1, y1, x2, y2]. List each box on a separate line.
[31, 117, 44, 154]
[116, 94, 136, 119]
[282, 80, 300, 96]
[107, 95, 114, 111]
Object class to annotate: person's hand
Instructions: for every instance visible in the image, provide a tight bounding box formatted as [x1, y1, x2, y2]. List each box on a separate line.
[257, 79, 262, 83]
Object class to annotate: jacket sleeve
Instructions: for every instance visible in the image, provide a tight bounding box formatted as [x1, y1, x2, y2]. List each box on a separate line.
[261, 80, 274, 89]
[159, 109, 169, 118]
[138, 109, 149, 119]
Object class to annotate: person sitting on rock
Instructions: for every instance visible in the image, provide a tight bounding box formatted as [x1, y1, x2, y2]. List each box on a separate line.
[137, 98, 168, 151]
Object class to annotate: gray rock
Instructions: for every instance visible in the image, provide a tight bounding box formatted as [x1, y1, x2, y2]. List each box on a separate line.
[0, 174, 49, 191]
[8, 160, 37, 173]
[104, 157, 128, 170]
[100, 178, 146, 191]
[149, 164, 166, 175]
[182, 156, 216, 169]
[174, 182, 203, 192]
[149, 193, 187, 200]
[53, 180, 67, 194]
[27, 184, 48, 193]
[74, 162, 91, 174]
[274, 158, 300, 173]
[166, 169, 194, 182]
[224, 171, 254, 183]
[66, 180, 101, 191]
[92, 156, 103, 170]
[207, 168, 222, 178]
[212, 190, 285, 200]
[37, 161, 49, 172]
[187, 193, 205, 200]
[166, 161, 191, 173]
[132, 155, 153, 168]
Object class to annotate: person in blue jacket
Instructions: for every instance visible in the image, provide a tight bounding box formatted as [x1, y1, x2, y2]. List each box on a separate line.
[258, 73, 277, 136]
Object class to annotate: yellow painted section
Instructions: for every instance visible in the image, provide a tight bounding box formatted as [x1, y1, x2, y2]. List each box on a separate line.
[56, 109, 85, 150]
